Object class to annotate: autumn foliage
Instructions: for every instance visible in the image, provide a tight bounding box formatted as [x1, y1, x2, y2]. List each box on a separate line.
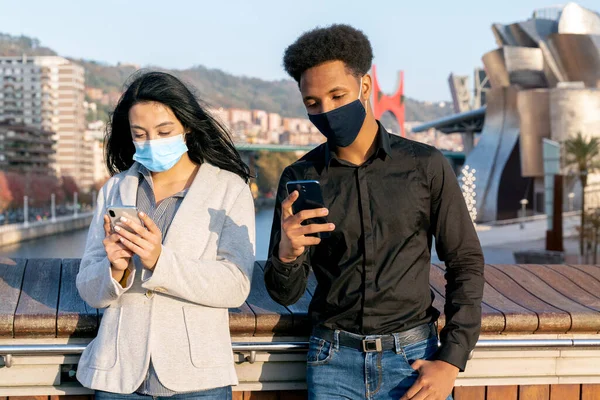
[0, 172, 81, 212]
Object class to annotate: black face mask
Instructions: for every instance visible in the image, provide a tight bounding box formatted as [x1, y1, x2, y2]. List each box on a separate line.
[308, 79, 367, 148]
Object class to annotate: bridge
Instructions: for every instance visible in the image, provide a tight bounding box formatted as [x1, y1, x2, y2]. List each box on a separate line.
[235, 143, 465, 162]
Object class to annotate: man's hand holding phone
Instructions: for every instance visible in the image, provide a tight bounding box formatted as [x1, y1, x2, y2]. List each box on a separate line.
[278, 190, 335, 264]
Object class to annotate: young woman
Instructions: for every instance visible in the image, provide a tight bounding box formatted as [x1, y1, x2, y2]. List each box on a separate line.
[76, 71, 255, 400]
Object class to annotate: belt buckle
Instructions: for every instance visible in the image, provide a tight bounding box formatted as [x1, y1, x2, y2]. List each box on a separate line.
[362, 338, 383, 352]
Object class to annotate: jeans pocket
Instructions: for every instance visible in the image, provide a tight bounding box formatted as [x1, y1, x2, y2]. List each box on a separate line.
[307, 336, 335, 365]
[402, 335, 438, 364]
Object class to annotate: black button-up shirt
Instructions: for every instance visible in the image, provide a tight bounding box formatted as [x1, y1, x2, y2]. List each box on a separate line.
[264, 122, 484, 371]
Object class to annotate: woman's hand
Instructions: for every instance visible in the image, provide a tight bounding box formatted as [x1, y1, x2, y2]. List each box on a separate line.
[113, 212, 163, 270]
[103, 215, 133, 281]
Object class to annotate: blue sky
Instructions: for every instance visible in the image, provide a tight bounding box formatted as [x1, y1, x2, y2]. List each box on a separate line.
[0, 0, 598, 101]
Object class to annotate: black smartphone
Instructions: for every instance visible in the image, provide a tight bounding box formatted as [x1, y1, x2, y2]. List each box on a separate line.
[286, 180, 330, 239]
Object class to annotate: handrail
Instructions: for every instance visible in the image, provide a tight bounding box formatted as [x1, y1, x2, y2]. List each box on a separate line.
[0, 212, 94, 233]
[2, 339, 599, 368]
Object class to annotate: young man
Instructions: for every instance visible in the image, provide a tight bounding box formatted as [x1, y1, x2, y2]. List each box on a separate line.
[264, 24, 484, 400]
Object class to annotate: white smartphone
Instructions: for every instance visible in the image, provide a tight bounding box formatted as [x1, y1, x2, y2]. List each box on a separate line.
[106, 206, 144, 234]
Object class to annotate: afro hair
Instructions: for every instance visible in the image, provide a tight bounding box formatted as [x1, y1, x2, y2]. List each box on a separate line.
[283, 24, 373, 83]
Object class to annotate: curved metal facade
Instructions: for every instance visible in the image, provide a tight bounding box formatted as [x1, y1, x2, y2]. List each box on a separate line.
[462, 87, 529, 222]
[517, 89, 551, 177]
[482, 47, 547, 89]
[547, 34, 600, 88]
[462, 3, 600, 222]
[550, 88, 600, 142]
[558, 2, 600, 34]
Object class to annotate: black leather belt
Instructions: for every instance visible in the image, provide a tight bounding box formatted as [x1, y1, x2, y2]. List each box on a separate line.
[312, 323, 436, 353]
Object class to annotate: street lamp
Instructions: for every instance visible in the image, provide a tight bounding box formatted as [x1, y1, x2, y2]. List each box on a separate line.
[74, 192, 78, 217]
[51, 193, 56, 222]
[23, 196, 29, 228]
[568, 192, 575, 212]
[520, 198, 529, 229]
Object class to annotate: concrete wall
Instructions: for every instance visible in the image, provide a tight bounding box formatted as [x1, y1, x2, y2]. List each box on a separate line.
[0, 214, 93, 247]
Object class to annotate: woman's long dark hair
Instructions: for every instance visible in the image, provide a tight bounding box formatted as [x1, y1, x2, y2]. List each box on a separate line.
[105, 71, 250, 182]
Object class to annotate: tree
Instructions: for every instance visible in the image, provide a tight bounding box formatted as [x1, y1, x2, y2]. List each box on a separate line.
[586, 210, 600, 264]
[254, 151, 300, 196]
[61, 176, 80, 201]
[0, 172, 13, 213]
[564, 132, 600, 258]
[28, 174, 63, 206]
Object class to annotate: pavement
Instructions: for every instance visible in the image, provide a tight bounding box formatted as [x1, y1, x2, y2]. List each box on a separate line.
[432, 214, 583, 265]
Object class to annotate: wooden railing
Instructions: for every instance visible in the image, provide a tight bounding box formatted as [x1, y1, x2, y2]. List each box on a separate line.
[1, 259, 599, 400]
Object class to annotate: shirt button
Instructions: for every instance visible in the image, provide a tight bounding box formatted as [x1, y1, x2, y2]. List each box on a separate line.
[145, 290, 155, 298]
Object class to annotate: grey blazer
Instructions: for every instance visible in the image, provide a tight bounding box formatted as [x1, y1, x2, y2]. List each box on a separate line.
[76, 162, 255, 393]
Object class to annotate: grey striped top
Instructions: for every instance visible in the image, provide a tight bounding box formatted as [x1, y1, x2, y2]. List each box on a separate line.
[134, 165, 190, 397]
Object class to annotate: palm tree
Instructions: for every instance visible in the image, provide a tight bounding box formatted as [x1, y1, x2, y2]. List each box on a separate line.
[586, 209, 600, 264]
[564, 132, 600, 258]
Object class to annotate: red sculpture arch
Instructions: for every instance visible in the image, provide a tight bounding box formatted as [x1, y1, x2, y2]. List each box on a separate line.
[371, 65, 405, 137]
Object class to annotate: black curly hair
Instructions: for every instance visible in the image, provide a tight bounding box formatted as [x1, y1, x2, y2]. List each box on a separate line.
[283, 24, 373, 83]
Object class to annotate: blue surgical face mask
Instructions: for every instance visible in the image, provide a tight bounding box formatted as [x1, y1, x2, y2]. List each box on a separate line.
[308, 77, 367, 148]
[133, 134, 189, 172]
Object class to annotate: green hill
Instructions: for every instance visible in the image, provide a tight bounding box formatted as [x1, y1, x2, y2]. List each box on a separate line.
[1, 33, 452, 121]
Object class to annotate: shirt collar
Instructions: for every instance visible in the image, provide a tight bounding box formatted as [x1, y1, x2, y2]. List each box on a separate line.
[138, 165, 188, 198]
[322, 120, 393, 170]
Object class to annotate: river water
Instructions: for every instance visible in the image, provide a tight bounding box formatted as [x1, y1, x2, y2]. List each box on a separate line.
[0, 208, 276, 261]
[0, 206, 523, 264]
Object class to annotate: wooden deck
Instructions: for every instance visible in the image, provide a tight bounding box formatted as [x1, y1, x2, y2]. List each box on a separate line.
[2, 260, 600, 338]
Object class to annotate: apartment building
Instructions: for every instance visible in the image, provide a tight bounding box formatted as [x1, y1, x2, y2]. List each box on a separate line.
[0, 122, 55, 175]
[0, 55, 91, 189]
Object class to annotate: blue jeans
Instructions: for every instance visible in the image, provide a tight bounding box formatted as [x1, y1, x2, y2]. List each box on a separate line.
[306, 328, 453, 400]
[95, 386, 232, 400]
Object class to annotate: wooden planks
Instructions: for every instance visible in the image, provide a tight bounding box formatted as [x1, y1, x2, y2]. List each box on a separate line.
[229, 302, 257, 337]
[57, 259, 98, 338]
[3, 261, 600, 339]
[0, 258, 27, 337]
[431, 264, 505, 333]
[513, 265, 600, 332]
[485, 265, 570, 333]
[4, 387, 600, 399]
[545, 265, 600, 301]
[519, 384, 550, 400]
[526, 265, 600, 333]
[246, 262, 293, 335]
[252, 261, 319, 337]
[486, 385, 518, 400]
[582, 384, 600, 400]
[9, 396, 52, 400]
[550, 384, 580, 400]
[256, 261, 312, 336]
[229, 258, 257, 336]
[571, 265, 600, 282]
[13, 259, 61, 338]
[480, 278, 538, 333]
[454, 386, 486, 400]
